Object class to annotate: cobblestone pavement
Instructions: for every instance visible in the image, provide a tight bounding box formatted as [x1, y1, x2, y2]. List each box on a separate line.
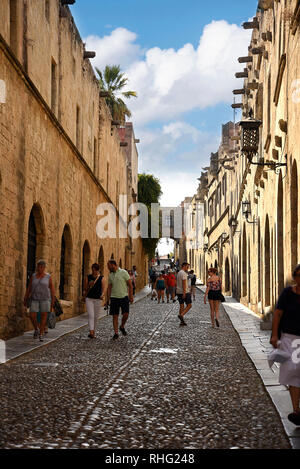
[0, 292, 291, 449]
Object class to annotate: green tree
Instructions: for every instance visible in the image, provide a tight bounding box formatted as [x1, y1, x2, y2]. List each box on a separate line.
[138, 173, 162, 259]
[96, 65, 137, 124]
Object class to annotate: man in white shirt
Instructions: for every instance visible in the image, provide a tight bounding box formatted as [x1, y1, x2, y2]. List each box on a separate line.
[176, 262, 192, 326]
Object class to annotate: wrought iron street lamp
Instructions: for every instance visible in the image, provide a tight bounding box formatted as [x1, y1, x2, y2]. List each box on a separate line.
[239, 111, 287, 172]
[242, 200, 257, 224]
[221, 232, 229, 243]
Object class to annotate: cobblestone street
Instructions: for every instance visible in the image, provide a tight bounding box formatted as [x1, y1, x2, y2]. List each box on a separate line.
[0, 292, 291, 449]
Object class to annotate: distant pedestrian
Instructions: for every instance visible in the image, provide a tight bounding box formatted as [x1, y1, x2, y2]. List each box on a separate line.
[132, 265, 138, 295]
[82, 263, 106, 339]
[128, 270, 136, 296]
[150, 270, 158, 300]
[270, 264, 300, 426]
[176, 262, 192, 326]
[155, 273, 166, 304]
[204, 268, 222, 328]
[190, 270, 197, 301]
[106, 260, 134, 340]
[23, 260, 55, 342]
[166, 270, 177, 303]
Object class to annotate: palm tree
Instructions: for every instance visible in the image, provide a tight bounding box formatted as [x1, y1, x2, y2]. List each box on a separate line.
[95, 65, 137, 124]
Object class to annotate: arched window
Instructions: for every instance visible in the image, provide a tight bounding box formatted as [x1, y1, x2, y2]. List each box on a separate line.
[225, 258, 230, 293]
[277, 174, 284, 294]
[242, 226, 247, 297]
[82, 241, 91, 293]
[265, 216, 271, 307]
[291, 161, 298, 270]
[26, 204, 46, 285]
[110, 253, 114, 260]
[119, 258, 122, 268]
[98, 245, 104, 274]
[257, 219, 261, 303]
[27, 211, 37, 286]
[59, 225, 73, 300]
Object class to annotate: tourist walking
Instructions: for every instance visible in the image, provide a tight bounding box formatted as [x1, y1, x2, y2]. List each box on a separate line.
[106, 260, 133, 340]
[150, 270, 158, 300]
[204, 268, 222, 328]
[155, 273, 166, 304]
[23, 260, 55, 342]
[270, 264, 300, 426]
[177, 262, 192, 326]
[128, 270, 136, 296]
[166, 270, 176, 303]
[82, 263, 106, 339]
[190, 270, 197, 301]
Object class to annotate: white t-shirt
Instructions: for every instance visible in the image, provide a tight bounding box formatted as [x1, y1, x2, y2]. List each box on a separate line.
[176, 270, 188, 294]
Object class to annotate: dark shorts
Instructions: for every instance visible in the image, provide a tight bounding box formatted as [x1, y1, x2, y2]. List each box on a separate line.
[208, 290, 222, 301]
[177, 293, 192, 305]
[109, 297, 130, 315]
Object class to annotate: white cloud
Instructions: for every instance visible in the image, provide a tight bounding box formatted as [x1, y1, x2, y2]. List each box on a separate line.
[85, 21, 251, 206]
[159, 172, 200, 207]
[124, 20, 251, 125]
[84, 27, 142, 71]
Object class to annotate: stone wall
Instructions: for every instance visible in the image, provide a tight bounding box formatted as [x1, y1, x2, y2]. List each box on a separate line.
[0, 1, 147, 339]
[185, 0, 300, 316]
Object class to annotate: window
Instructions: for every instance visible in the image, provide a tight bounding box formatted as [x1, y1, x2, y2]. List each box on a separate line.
[45, 0, 50, 22]
[93, 137, 98, 176]
[76, 106, 81, 149]
[51, 59, 57, 114]
[267, 73, 271, 135]
[106, 162, 109, 191]
[10, 0, 18, 54]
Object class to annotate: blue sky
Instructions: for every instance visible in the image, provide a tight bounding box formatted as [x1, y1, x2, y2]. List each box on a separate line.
[70, 1, 258, 208]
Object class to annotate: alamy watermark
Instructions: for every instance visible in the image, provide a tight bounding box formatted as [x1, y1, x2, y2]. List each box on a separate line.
[96, 197, 200, 247]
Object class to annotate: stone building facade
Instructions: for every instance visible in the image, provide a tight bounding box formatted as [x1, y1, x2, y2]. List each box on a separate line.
[184, 0, 300, 317]
[0, 0, 147, 339]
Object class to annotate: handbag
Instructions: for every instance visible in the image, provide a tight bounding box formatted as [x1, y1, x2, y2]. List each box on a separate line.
[47, 311, 56, 329]
[53, 296, 64, 317]
[82, 274, 102, 302]
[219, 293, 225, 303]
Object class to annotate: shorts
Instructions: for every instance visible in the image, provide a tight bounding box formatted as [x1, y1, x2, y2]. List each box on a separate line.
[191, 285, 196, 294]
[208, 290, 222, 301]
[30, 300, 51, 313]
[177, 293, 192, 305]
[157, 287, 165, 292]
[109, 296, 130, 315]
[167, 286, 176, 295]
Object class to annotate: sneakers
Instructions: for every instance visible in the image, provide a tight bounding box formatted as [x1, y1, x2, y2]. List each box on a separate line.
[178, 314, 187, 326]
[215, 319, 220, 328]
[39, 334, 44, 342]
[119, 326, 127, 336]
[113, 333, 119, 340]
[33, 329, 39, 339]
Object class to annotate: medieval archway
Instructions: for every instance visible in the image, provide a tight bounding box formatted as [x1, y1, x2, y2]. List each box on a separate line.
[59, 224, 73, 300]
[82, 241, 91, 293]
[26, 204, 46, 285]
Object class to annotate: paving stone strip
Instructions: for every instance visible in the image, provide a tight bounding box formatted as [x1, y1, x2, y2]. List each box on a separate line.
[66, 303, 177, 448]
